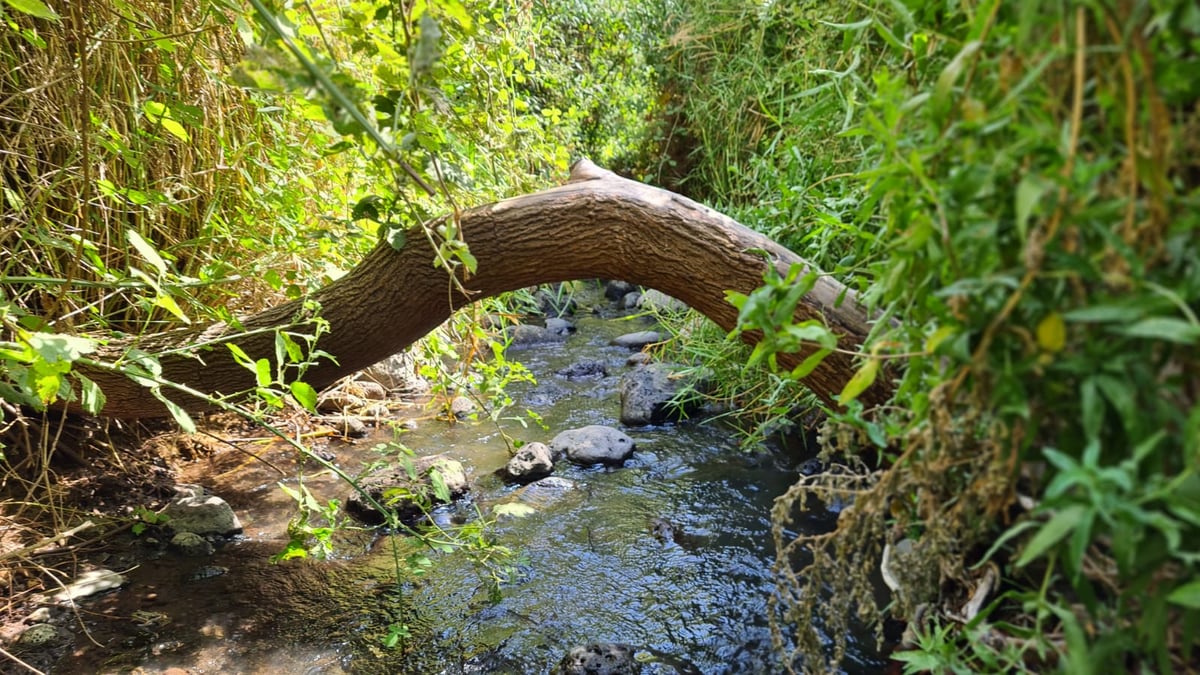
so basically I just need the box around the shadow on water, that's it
[56,290,888,674]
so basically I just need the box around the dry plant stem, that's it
[77,160,887,419]
[0,520,94,564]
[0,645,45,675]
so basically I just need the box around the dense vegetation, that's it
[2,0,1197,673]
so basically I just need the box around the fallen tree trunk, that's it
[79,160,887,419]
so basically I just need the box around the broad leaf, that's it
[1016,504,1089,568]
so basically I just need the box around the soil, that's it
[0,412,265,671]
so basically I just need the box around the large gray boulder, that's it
[504,442,555,483]
[550,426,635,466]
[506,323,568,346]
[637,289,688,314]
[603,280,635,301]
[346,456,468,525]
[619,363,706,427]
[359,350,430,396]
[163,485,242,536]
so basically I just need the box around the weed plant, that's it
[642,0,1200,672]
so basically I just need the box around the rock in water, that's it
[504,442,555,483]
[163,485,243,536]
[609,331,663,350]
[550,426,635,466]
[558,643,639,675]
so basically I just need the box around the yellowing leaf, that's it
[127,229,168,276]
[924,325,956,353]
[1036,312,1066,352]
[839,358,880,404]
[153,294,191,324]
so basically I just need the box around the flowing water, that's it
[55,294,888,674]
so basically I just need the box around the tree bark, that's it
[79,160,887,419]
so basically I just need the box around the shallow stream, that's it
[58,294,887,674]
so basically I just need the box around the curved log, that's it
[79,160,887,418]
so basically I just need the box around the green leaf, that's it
[3,0,60,21]
[77,374,107,415]
[153,294,191,324]
[1167,580,1200,609]
[1063,304,1144,322]
[1015,174,1050,242]
[1016,504,1089,568]
[226,343,253,368]
[838,358,880,404]
[27,332,96,363]
[254,358,272,387]
[142,101,189,141]
[790,348,831,379]
[126,229,168,276]
[277,331,303,364]
[289,381,317,412]
[456,248,478,274]
[385,226,407,251]
[931,40,981,123]
[152,387,196,433]
[1119,317,1200,344]
[429,469,451,503]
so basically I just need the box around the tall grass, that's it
[638,0,1200,671]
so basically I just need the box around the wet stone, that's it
[550,425,636,466]
[555,358,608,380]
[17,623,61,648]
[163,485,243,536]
[169,532,214,557]
[610,331,663,350]
[558,643,639,675]
[186,565,228,582]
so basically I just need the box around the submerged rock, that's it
[169,532,214,557]
[550,426,635,466]
[610,331,663,350]
[545,317,576,336]
[504,442,554,483]
[163,485,242,536]
[346,457,469,525]
[557,643,639,675]
[555,358,608,380]
[186,565,229,582]
[513,476,580,509]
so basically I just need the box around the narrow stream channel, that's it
[58,286,887,674]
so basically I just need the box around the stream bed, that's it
[53,290,888,674]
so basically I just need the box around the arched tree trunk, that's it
[79,161,887,419]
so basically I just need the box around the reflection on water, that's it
[59,307,886,674]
